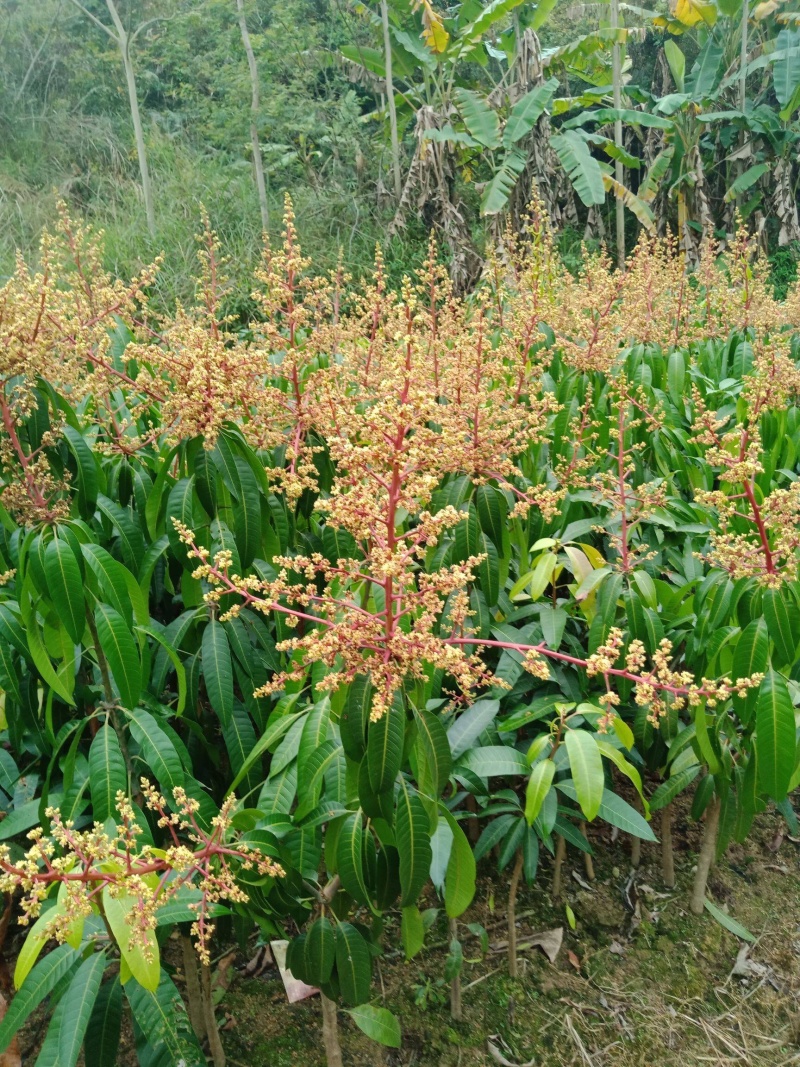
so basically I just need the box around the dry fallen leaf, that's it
[527,927,563,963]
[242,944,274,977]
[487,1036,536,1066]
[567,950,582,972]
[732,944,769,980]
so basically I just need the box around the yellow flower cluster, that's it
[0,781,283,966]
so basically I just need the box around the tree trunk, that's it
[661,804,676,889]
[380,0,402,200]
[180,934,207,1041]
[104,0,155,235]
[507,849,524,978]
[552,833,566,900]
[448,917,462,1021]
[236,0,270,232]
[739,0,748,113]
[200,962,226,1067]
[690,793,720,915]
[579,822,595,881]
[610,0,625,269]
[321,994,343,1067]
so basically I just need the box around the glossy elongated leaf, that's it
[594,738,647,812]
[89,724,127,823]
[414,707,452,797]
[94,603,141,710]
[126,707,184,793]
[448,699,500,759]
[63,425,98,513]
[0,944,78,1050]
[336,811,370,907]
[14,903,67,989]
[227,708,305,793]
[440,807,476,917]
[704,897,755,942]
[401,904,425,959]
[762,588,799,666]
[459,745,528,778]
[58,950,106,1067]
[127,972,205,1067]
[96,495,144,572]
[564,729,604,821]
[525,759,555,825]
[104,889,160,991]
[20,581,75,705]
[558,781,657,840]
[85,977,123,1067]
[340,675,372,761]
[335,923,372,1006]
[298,697,332,780]
[755,670,795,801]
[649,763,700,811]
[367,698,404,794]
[732,618,769,723]
[346,1005,401,1048]
[202,621,234,725]
[44,537,84,643]
[396,781,432,906]
[304,917,336,984]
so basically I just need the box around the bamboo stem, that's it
[661,804,676,889]
[507,849,524,978]
[690,793,721,915]
[321,994,344,1067]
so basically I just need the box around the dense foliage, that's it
[5,0,800,302]
[0,202,799,1063]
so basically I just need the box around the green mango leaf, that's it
[126,707,184,793]
[127,971,205,1066]
[58,950,107,1067]
[304,917,336,985]
[0,944,79,1053]
[525,759,555,825]
[44,536,84,644]
[367,698,404,794]
[565,729,604,822]
[201,620,234,726]
[440,807,476,918]
[396,781,432,906]
[89,724,128,823]
[94,603,141,710]
[346,1005,401,1048]
[401,904,425,960]
[335,923,372,1006]
[755,670,796,801]
[103,888,160,992]
[85,977,123,1067]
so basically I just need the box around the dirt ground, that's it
[14,801,800,1067]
